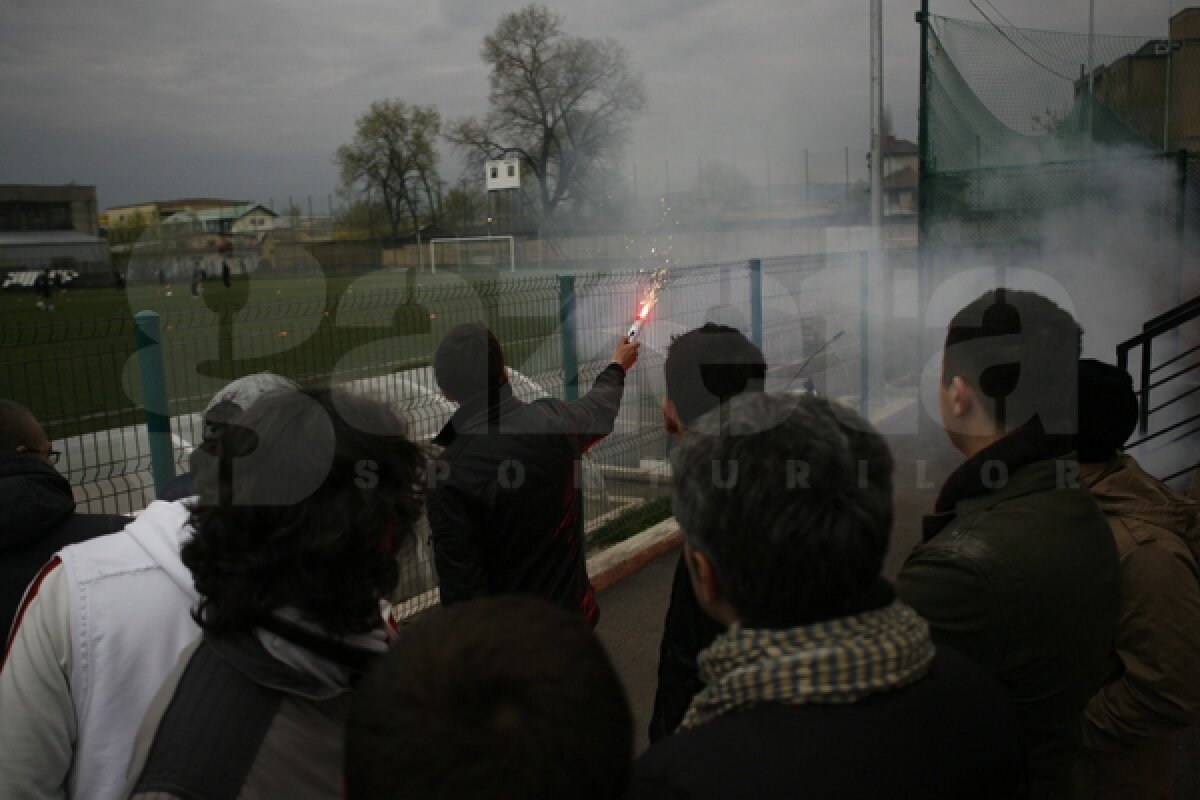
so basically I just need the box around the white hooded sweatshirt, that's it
[0,500,198,800]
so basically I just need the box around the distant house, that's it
[882,136,918,217]
[124,204,278,281]
[105,197,247,227]
[160,204,277,237]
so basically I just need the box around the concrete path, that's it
[595,549,677,756]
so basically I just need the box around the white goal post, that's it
[429,236,516,274]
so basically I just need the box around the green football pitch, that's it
[0,270,562,438]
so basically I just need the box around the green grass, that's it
[587,495,673,552]
[0,270,562,438]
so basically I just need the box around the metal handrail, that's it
[1149,341,1200,375]
[1116,294,1200,436]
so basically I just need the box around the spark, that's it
[627,265,670,341]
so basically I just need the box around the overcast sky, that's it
[0,0,1173,210]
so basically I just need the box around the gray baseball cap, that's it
[203,372,299,434]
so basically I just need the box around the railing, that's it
[1116,294,1200,484]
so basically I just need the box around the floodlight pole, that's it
[870,0,884,249]
[1086,0,1095,143]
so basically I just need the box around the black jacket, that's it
[648,553,726,742]
[427,365,625,623]
[0,452,128,644]
[896,422,1121,799]
[628,646,1027,800]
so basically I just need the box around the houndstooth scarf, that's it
[680,600,935,730]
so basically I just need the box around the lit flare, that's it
[626,267,669,341]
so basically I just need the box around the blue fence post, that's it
[748,258,763,350]
[134,310,175,496]
[860,251,870,418]
[558,274,579,402]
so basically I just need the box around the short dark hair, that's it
[664,323,766,427]
[942,289,1082,434]
[184,387,425,636]
[345,596,633,800]
[433,323,507,402]
[1076,358,1140,462]
[672,393,893,628]
[0,400,42,450]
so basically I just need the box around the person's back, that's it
[0,377,297,800]
[630,645,1022,799]
[1072,359,1200,799]
[0,401,128,644]
[898,456,1119,783]
[633,393,1025,800]
[125,388,425,800]
[646,323,766,741]
[0,499,195,800]
[433,403,591,606]
[895,289,1120,797]
[427,323,638,622]
[345,596,634,800]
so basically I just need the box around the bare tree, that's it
[337,100,441,240]
[447,4,646,219]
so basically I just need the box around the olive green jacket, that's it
[897,441,1121,800]
[1074,455,1200,800]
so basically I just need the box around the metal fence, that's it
[0,254,878,612]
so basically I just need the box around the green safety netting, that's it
[924,15,1166,246]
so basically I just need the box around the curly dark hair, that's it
[184,387,425,636]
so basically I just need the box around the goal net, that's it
[429,236,516,273]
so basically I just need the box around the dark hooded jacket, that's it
[648,554,726,742]
[427,365,625,624]
[0,452,128,645]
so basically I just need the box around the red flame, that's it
[638,303,650,319]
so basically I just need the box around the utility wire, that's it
[968,0,1076,82]
[981,0,1077,70]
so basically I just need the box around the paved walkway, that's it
[595,549,676,755]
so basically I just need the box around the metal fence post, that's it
[134,310,176,495]
[1139,339,1152,435]
[1176,149,1187,311]
[748,258,763,350]
[860,251,870,418]
[558,274,579,402]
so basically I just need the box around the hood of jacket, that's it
[1083,454,1200,555]
[0,451,75,550]
[121,499,199,600]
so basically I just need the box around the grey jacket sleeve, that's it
[0,565,76,800]
[546,363,626,452]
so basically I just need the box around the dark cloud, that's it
[0,0,1170,208]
